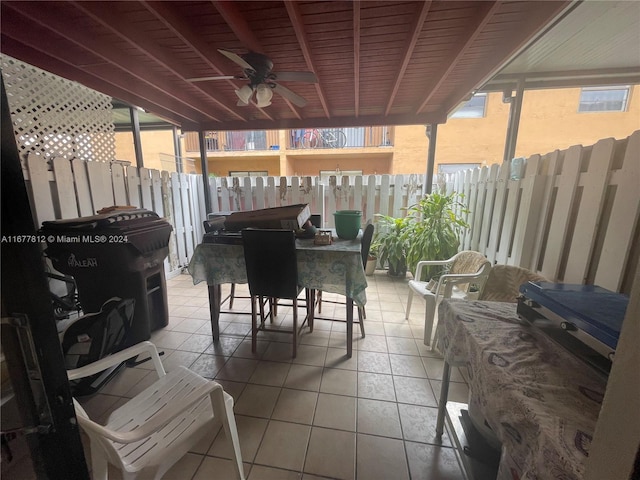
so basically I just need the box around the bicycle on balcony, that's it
[301,128,347,149]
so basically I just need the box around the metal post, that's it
[502,78,525,164]
[435,360,451,437]
[425,123,438,194]
[198,130,212,214]
[172,126,182,173]
[129,106,144,168]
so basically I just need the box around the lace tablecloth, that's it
[188,233,367,307]
[436,300,606,480]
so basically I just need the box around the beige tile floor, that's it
[78,270,471,480]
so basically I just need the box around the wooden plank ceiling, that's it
[1,1,571,131]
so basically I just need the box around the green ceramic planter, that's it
[333,210,362,239]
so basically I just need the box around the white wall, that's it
[585,271,640,480]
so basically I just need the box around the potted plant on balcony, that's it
[373,214,412,277]
[405,191,469,281]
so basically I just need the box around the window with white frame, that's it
[451,93,487,118]
[578,86,630,112]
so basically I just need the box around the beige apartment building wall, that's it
[433,92,511,169]
[391,125,430,174]
[207,155,281,177]
[115,86,639,176]
[415,86,640,174]
[114,130,176,172]
[516,87,639,155]
[287,153,392,177]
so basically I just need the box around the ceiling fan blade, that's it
[274,71,318,83]
[186,75,238,82]
[273,83,307,108]
[218,49,254,70]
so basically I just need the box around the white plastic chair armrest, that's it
[67,341,166,381]
[78,378,223,444]
[414,257,455,281]
[435,272,487,299]
[440,271,488,284]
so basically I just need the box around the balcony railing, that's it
[288,126,394,149]
[183,126,394,153]
[184,130,280,153]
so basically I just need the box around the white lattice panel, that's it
[1,55,115,161]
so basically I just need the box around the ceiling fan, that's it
[187,49,317,108]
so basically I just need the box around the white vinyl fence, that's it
[22,153,424,275]
[22,130,638,294]
[445,130,639,294]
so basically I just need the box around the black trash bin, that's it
[41,208,173,346]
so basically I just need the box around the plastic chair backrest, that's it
[360,223,375,268]
[441,251,491,297]
[241,229,301,300]
[450,250,490,275]
[479,265,548,303]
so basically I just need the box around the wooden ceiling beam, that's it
[353,1,360,116]
[284,0,330,118]
[384,1,432,116]
[70,0,248,123]
[212,0,297,120]
[143,1,225,72]
[4,2,220,123]
[1,4,211,124]
[416,1,502,114]
[0,34,198,126]
[144,1,275,122]
[211,0,263,54]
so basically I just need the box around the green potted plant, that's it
[405,191,469,281]
[373,214,412,277]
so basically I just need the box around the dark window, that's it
[228,171,268,177]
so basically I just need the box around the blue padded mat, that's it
[519,282,628,349]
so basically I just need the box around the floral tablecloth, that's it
[436,300,607,480]
[188,232,367,307]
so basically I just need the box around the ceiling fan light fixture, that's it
[235,85,253,104]
[255,83,273,107]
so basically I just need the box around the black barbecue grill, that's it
[41,208,173,345]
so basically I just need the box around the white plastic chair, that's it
[68,341,245,480]
[405,251,491,348]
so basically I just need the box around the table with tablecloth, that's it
[434,299,607,480]
[188,232,367,356]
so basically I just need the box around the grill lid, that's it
[41,209,160,231]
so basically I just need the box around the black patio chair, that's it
[241,228,312,358]
[209,215,322,312]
